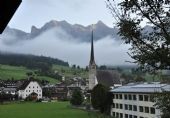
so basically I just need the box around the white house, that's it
[18,78,42,100]
[110,82,170,118]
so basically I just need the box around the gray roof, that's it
[96,70,121,87]
[110,82,170,93]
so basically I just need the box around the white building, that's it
[110,82,170,118]
[18,79,42,100]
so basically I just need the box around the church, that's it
[88,28,122,90]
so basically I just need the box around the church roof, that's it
[89,27,95,65]
[96,70,121,87]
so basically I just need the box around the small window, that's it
[116,103,119,108]
[29,86,31,88]
[144,95,149,101]
[29,90,30,92]
[120,113,123,118]
[39,94,41,96]
[113,112,115,117]
[140,117,144,118]
[128,94,132,100]
[129,105,132,110]
[139,95,143,101]
[133,105,137,111]
[116,112,119,118]
[39,90,41,92]
[33,86,34,88]
[119,94,122,99]
[129,115,132,118]
[125,114,128,118]
[133,95,136,100]
[150,107,155,114]
[134,115,137,118]
[125,104,128,110]
[112,103,115,108]
[120,104,123,109]
[139,106,144,112]
[145,107,149,113]
[124,94,127,100]
[113,94,115,99]
[116,94,119,99]
[37,86,38,88]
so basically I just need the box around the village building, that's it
[18,78,42,100]
[110,82,170,118]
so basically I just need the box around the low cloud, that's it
[0,27,132,67]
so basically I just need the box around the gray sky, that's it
[9,0,114,32]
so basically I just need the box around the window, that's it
[133,105,137,111]
[29,90,30,92]
[26,90,27,92]
[133,95,137,100]
[112,103,115,108]
[139,106,143,112]
[120,113,123,118]
[119,94,122,99]
[116,112,119,118]
[139,95,143,101]
[116,94,119,99]
[125,104,128,110]
[134,115,137,118]
[33,86,34,88]
[29,86,31,88]
[37,90,38,92]
[128,94,132,100]
[125,114,128,118]
[113,112,115,117]
[129,105,132,110]
[150,107,155,114]
[145,107,149,113]
[129,115,132,118]
[140,117,144,118]
[113,94,115,99]
[116,103,119,108]
[144,95,149,101]
[124,94,127,100]
[39,90,41,92]
[37,86,38,88]
[39,94,41,96]
[120,104,123,109]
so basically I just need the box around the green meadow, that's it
[0,102,99,118]
[0,64,59,83]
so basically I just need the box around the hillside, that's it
[0,64,59,83]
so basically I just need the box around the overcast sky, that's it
[3,0,133,67]
[9,0,114,32]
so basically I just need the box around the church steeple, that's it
[89,26,95,66]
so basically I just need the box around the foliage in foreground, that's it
[106,0,170,72]
[70,89,84,106]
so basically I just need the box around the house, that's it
[110,82,170,118]
[18,78,42,100]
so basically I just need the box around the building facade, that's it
[18,79,42,100]
[110,83,170,118]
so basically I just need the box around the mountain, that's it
[0,20,118,43]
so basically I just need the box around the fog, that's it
[0,27,132,67]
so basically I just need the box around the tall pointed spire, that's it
[90,25,95,65]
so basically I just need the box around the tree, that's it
[154,91,170,118]
[91,84,111,114]
[106,0,170,72]
[70,89,83,106]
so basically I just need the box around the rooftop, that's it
[110,82,170,93]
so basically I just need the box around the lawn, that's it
[0,64,59,84]
[0,102,97,118]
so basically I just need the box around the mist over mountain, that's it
[1,20,119,43]
[0,20,132,67]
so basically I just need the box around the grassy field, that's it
[0,102,98,118]
[0,64,59,83]
[53,65,88,79]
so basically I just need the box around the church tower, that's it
[88,27,98,90]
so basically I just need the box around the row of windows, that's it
[26,90,41,92]
[29,86,39,89]
[26,94,41,97]
[139,106,155,114]
[112,112,138,118]
[112,103,155,114]
[113,94,152,102]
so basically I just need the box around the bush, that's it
[70,89,83,106]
